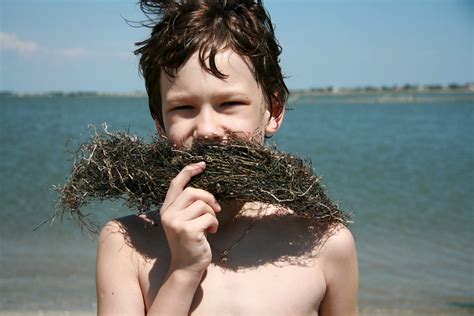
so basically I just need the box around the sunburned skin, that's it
[96,49,359,315]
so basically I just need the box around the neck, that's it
[216,200,264,227]
[207,201,265,252]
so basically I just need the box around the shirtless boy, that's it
[96,1,358,315]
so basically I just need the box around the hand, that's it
[160,162,221,275]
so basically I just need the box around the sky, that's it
[0,0,472,93]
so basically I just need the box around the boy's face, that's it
[158,49,283,148]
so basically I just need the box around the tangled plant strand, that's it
[56,128,349,234]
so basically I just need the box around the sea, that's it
[1,92,473,315]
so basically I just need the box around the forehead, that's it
[160,49,264,103]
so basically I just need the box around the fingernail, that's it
[196,161,206,168]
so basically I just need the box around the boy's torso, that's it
[119,212,328,315]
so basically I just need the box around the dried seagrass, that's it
[56,129,349,233]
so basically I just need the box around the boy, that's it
[96,1,358,315]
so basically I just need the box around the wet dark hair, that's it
[134,0,289,127]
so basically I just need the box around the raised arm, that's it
[319,225,359,316]
[148,162,221,315]
[97,162,221,315]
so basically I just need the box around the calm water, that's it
[1,94,473,314]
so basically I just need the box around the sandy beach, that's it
[0,312,94,316]
[2,308,474,316]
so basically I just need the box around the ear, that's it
[264,104,285,137]
[155,120,165,134]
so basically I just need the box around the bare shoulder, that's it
[97,214,153,276]
[98,216,131,247]
[96,213,168,314]
[318,223,359,315]
[318,223,358,289]
[320,223,357,263]
[98,213,167,261]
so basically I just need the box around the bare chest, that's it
[140,261,326,315]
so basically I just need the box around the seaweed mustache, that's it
[55,128,349,233]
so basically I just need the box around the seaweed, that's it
[55,127,349,234]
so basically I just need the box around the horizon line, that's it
[1,81,473,96]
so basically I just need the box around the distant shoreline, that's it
[288,87,474,105]
[291,85,474,97]
[1,83,473,100]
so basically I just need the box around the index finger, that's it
[161,161,206,212]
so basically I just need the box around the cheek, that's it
[164,120,188,141]
[226,114,261,130]
[224,112,268,139]
[249,106,270,130]
[168,131,189,148]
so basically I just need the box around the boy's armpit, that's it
[96,220,146,315]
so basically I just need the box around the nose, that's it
[193,106,224,141]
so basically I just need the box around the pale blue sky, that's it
[1,0,472,92]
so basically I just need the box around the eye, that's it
[171,105,194,111]
[221,101,242,107]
